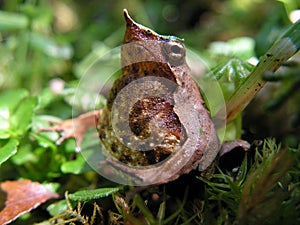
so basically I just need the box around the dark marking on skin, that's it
[132,64,138,73]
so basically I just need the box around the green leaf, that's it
[209,58,254,100]
[0,89,29,113]
[30,132,57,151]
[0,10,29,31]
[0,89,29,139]
[61,154,92,174]
[68,187,121,201]
[0,115,10,139]
[47,200,68,216]
[11,144,37,165]
[35,88,57,110]
[0,139,19,165]
[10,96,37,137]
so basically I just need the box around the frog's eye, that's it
[163,41,185,65]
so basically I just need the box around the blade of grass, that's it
[134,194,157,225]
[162,187,188,225]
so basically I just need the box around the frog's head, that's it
[122,9,186,66]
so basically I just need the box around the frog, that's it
[39,9,249,185]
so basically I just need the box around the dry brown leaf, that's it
[0,179,59,225]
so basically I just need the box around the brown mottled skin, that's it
[96,9,220,184]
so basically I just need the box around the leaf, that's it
[0,116,10,139]
[0,89,28,113]
[61,154,92,174]
[11,144,37,166]
[0,139,19,165]
[0,89,30,139]
[68,187,121,201]
[10,96,37,137]
[209,58,254,100]
[0,10,28,31]
[47,200,68,217]
[0,180,59,225]
[30,132,57,151]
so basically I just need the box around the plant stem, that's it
[219,20,300,123]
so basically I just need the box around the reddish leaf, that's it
[0,180,59,225]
